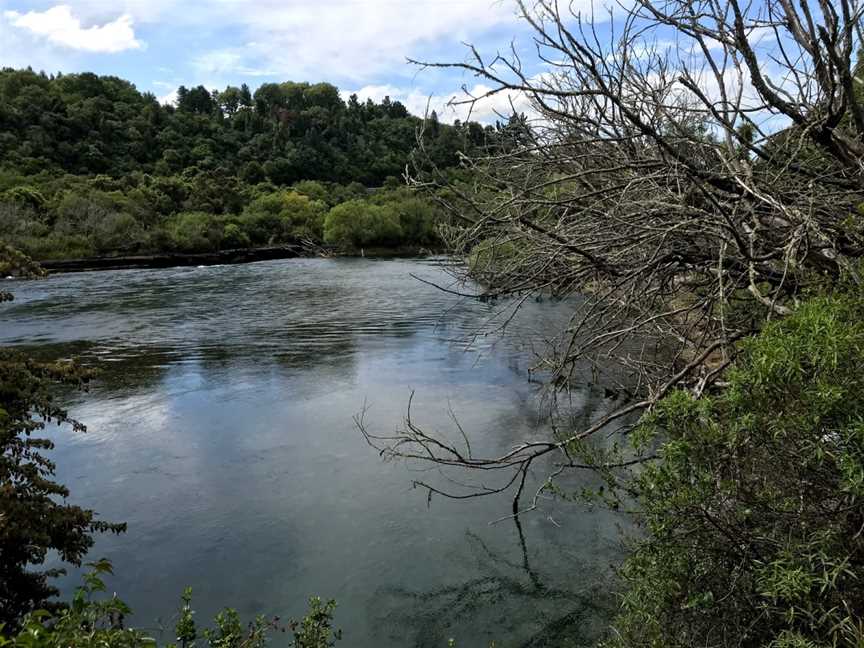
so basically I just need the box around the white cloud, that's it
[1,0,603,124]
[193,48,276,78]
[186,0,520,82]
[4,5,142,53]
[157,88,178,106]
[345,82,534,124]
[340,84,404,105]
[32,0,522,81]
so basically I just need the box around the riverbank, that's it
[35,245,311,273]
[33,245,442,273]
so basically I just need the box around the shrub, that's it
[169,212,223,253]
[0,562,341,648]
[241,191,326,243]
[291,180,329,204]
[0,202,47,240]
[0,350,125,629]
[598,292,864,648]
[1,186,46,215]
[379,195,438,245]
[240,161,266,184]
[221,223,250,249]
[322,199,402,248]
[86,212,142,254]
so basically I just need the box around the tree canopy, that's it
[0,69,489,186]
[0,68,499,259]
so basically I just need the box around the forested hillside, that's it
[0,68,490,259]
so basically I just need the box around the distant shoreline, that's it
[35,245,440,274]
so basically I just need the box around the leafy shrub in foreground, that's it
[598,293,864,647]
[0,349,125,630]
[0,562,341,648]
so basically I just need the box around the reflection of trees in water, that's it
[23,331,361,396]
[372,517,616,648]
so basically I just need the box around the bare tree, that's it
[363,0,864,513]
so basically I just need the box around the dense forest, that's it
[0,68,491,259]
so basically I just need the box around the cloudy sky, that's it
[0,0,547,120]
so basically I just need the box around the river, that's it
[0,257,624,647]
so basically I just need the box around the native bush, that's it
[322,199,403,248]
[0,562,341,648]
[599,292,864,648]
[168,212,224,253]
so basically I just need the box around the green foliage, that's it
[323,199,403,248]
[2,561,153,648]
[0,240,45,283]
[0,67,497,259]
[221,224,250,249]
[0,346,126,629]
[174,588,197,647]
[168,212,225,253]
[286,598,341,648]
[0,68,483,259]
[600,292,864,648]
[0,245,125,629]
[0,176,445,258]
[370,189,440,245]
[0,68,486,186]
[0,564,340,648]
[241,191,327,243]
[1,187,46,214]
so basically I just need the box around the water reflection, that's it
[373,516,618,647]
[1,258,623,647]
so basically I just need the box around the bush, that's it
[0,562,341,648]
[52,189,154,231]
[169,212,223,253]
[377,194,438,245]
[599,292,864,648]
[1,186,46,215]
[0,202,46,240]
[0,350,125,629]
[291,180,329,204]
[241,191,326,243]
[0,174,443,258]
[86,212,142,254]
[221,223,250,249]
[322,199,402,248]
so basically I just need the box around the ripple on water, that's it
[2,257,623,648]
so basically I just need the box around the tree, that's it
[383,0,864,512]
[218,86,243,116]
[597,292,864,647]
[0,245,125,629]
[239,83,253,108]
[0,67,481,257]
[323,199,403,248]
[178,85,215,115]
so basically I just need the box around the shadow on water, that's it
[372,516,619,648]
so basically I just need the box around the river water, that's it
[0,257,624,647]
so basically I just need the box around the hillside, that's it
[0,68,492,260]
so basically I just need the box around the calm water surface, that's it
[1,257,623,647]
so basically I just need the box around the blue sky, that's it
[0,0,551,120]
